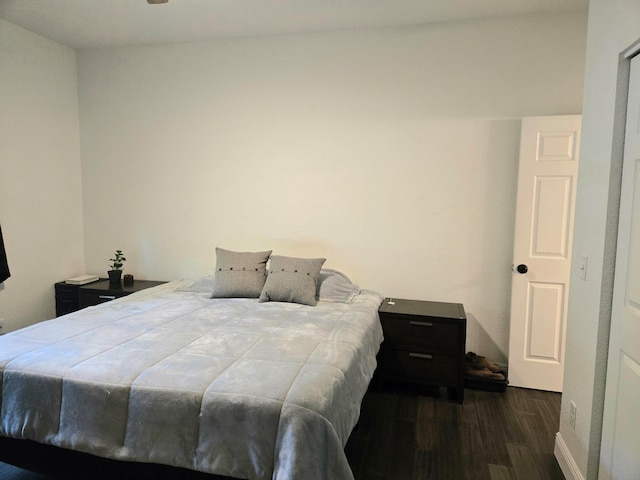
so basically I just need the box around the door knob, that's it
[516,264,528,274]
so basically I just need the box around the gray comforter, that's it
[0,281,383,480]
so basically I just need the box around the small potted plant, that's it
[108,249,126,283]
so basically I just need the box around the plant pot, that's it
[108,270,122,284]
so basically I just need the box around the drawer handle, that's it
[409,353,433,360]
[98,295,116,300]
[410,321,433,327]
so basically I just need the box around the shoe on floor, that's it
[465,351,502,373]
[465,365,505,382]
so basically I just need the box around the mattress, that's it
[0,280,384,480]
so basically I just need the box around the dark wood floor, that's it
[346,384,564,480]
[0,385,564,480]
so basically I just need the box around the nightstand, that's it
[79,279,167,308]
[55,279,105,316]
[378,298,467,403]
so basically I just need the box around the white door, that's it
[598,54,640,480]
[508,115,582,392]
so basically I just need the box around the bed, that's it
[0,258,383,480]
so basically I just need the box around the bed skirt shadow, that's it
[0,436,239,480]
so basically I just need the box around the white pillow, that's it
[177,274,216,293]
[316,269,360,303]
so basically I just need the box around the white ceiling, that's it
[0,0,589,49]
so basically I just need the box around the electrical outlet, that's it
[569,401,577,429]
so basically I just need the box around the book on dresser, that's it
[65,274,100,285]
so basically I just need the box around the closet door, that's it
[598,53,640,480]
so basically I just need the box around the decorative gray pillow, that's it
[259,255,326,306]
[211,248,272,298]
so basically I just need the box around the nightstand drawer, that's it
[56,284,78,296]
[381,316,459,354]
[56,297,79,316]
[79,291,127,307]
[380,350,458,386]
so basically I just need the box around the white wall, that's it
[0,20,85,332]
[557,1,640,479]
[77,12,587,362]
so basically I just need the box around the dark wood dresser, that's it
[378,298,467,403]
[55,279,166,316]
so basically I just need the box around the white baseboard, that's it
[554,432,585,480]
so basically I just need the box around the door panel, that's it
[532,176,573,257]
[508,115,581,391]
[537,130,578,161]
[527,282,564,361]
